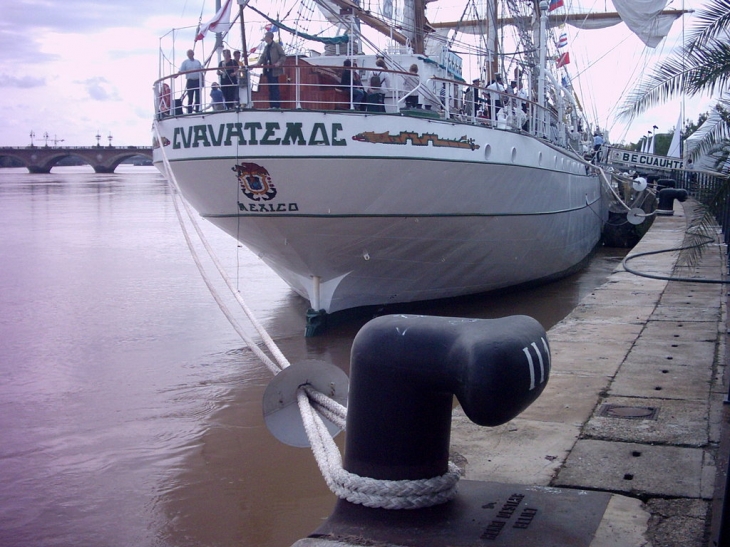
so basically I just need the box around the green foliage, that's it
[684,112,709,138]
[620,0,730,158]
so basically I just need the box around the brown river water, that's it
[0,166,628,546]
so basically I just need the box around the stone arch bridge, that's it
[0,146,153,173]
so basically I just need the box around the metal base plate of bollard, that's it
[296,480,611,547]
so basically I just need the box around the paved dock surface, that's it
[450,199,727,546]
[294,199,728,547]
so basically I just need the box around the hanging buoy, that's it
[632,177,647,192]
[626,208,647,225]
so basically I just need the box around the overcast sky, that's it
[1,0,713,148]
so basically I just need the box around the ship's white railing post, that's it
[545,71,565,146]
[537,0,548,139]
[295,63,302,109]
[442,84,448,118]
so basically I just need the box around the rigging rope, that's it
[153,127,287,375]
[247,3,350,45]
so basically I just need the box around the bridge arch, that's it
[0,146,153,173]
[0,151,29,169]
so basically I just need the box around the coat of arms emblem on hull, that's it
[232,162,278,201]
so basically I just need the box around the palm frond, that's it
[618,2,730,122]
[682,40,730,95]
[686,0,730,54]
[676,182,727,270]
[618,56,688,119]
[685,96,730,157]
[706,142,730,172]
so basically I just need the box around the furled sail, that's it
[433,1,683,49]
[316,0,347,25]
[598,0,681,48]
[315,0,410,45]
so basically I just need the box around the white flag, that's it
[667,110,682,158]
[195,0,234,41]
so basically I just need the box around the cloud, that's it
[0,1,179,67]
[78,77,120,101]
[0,31,58,65]
[0,75,46,88]
[1,1,176,34]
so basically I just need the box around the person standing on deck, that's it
[257,32,286,108]
[403,64,420,109]
[340,59,366,109]
[486,74,506,121]
[516,81,530,130]
[217,49,238,109]
[464,79,479,118]
[176,49,204,113]
[592,131,605,163]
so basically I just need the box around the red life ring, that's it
[159,83,171,113]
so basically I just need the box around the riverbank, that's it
[295,197,727,546]
[449,197,726,546]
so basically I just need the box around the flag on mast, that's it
[642,132,652,153]
[650,125,658,154]
[667,111,682,158]
[556,52,570,68]
[549,0,564,11]
[558,32,568,48]
[195,0,234,41]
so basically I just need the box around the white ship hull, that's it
[154,110,605,314]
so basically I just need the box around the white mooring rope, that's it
[152,121,462,509]
[297,388,461,509]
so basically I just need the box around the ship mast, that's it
[323,0,410,46]
[430,9,690,35]
[412,0,427,54]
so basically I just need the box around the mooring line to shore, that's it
[152,121,461,509]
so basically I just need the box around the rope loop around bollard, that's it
[330,462,462,510]
[297,387,462,510]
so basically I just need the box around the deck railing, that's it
[154,61,583,150]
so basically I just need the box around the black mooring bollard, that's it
[344,314,550,482]
[293,315,619,547]
[657,187,688,215]
[656,178,676,192]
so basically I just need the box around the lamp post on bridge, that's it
[29,131,35,148]
[107,132,114,148]
[42,132,49,147]
[96,131,101,148]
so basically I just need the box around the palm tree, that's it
[619,0,730,163]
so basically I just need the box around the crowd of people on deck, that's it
[168,38,585,139]
[171,31,285,113]
[333,56,527,121]
[333,58,541,133]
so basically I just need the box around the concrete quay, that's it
[294,198,728,547]
[450,199,727,546]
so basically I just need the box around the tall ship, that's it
[152,0,683,330]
